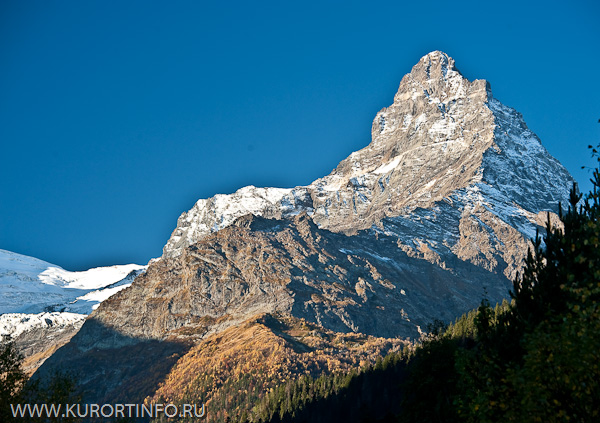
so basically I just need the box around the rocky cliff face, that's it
[37,51,574,403]
[86,213,510,343]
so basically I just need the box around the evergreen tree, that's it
[456,142,600,422]
[0,339,28,421]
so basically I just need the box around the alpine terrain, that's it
[34,51,574,419]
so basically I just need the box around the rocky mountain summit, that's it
[163,51,571,281]
[37,51,574,404]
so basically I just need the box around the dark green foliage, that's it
[444,299,511,340]
[455,142,600,422]
[398,333,460,423]
[0,339,28,421]
[393,301,510,423]
[251,351,407,423]
[0,339,82,422]
[24,371,83,423]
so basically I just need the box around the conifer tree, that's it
[456,141,600,422]
[0,339,27,422]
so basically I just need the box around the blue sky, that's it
[1,0,599,270]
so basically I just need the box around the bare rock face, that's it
[38,212,512,402]
[85,213,510,344]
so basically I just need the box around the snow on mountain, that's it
[0,249,146,372]
[163,186,313,257]
[0,311,88,375]
[0,249,146,315]
[0,311,86,339]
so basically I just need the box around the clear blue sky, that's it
[1,0,599,270]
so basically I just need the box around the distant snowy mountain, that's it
[0,249,146,373]
[0,311,86,339]
[0,249,145,315]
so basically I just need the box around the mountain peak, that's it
[162,51,572,282]
[390,51,492,111]
[416,50,456,77]
[410,51,459,85]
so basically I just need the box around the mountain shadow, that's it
[31,317,191,404]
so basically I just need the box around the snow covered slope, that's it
[0,312,85,339]
[0,249,145,315]
[0,311,87,374]
[0,249,146,372]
